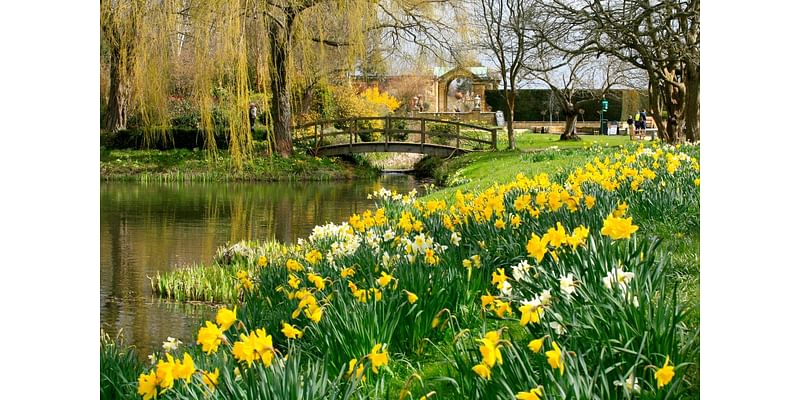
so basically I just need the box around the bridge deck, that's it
[314,142,469,157]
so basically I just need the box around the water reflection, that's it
[100,174,420,355]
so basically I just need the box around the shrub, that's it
[427,122,456,145]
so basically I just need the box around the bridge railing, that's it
[292,116,498,154]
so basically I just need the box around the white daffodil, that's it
[500,281,513,296]
[549,321,566,335]
[538,289,552,306]
[450,231,462,247]
[511,260,531,282]
[162,336,182,351]
[602,267,635,292]
[614,374,641,394]
[383,229,395,242]
[559,273,577,297]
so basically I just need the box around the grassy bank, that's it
[101,145,380,182]
[109,139,699,400]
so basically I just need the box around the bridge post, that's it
[456,124,461,150]
[384,116,389,151]
[420,119,426,153]
[491,128,497,150]
[349,121,354,153]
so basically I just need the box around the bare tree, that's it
[525,51,632,140]
[263,0,465,157]
[470,0,535,150]
[535,0,699,143]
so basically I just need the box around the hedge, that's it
[485,89,647,122]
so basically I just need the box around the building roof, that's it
[433,66,491,79]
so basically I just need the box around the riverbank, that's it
[101,146,381,182]
[102,137,700,399]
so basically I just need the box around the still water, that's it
[100,174,420,355]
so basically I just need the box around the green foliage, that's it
[100,148,378,182]
[426,123,457,145]
[105,141,699,400]
[413,156,444,180]
[100,332,145,400]
[485,89,644,122]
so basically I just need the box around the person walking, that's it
[627,115,635,140]
[249,103,258,134]
[637,109,647,139]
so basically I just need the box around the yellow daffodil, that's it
[472,363,492,380]
[481,294,495,309]
[528,337,546,353]
[348,358,365,379]
[156,353,177,389]
[545,341,565,375]
[305,303,323,323]
[232,329,274,367]
[495,218,506,229]
[601,214,639,240]
[197,321,224,354]
[406,291,418,304]
[515,386,544,400]
[137,370,158,400]
[281,322,303,339]
[511,214,522,228]
[288,274,301,289]
[519,302,544,325]
[201,368,219,389]
[377,271,394,287]
[340,267,355,278]
[304,250,322,265]
[307,273,326,291]
[368,344,389,373]
[173,353,195,382]
[478,336,503,367]
[612,202,629,217]
[654,355,675,388]
[286,259,304,272]
[491,268,508,290]
[544,222,567,247]
[527,233,547,263]
[257,255,267,267]
[216,307,237,332]
[493,300,512,318]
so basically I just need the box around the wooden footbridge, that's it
[293,116,498,157]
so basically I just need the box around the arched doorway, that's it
[446,77,475,112]
[434,67,497,113]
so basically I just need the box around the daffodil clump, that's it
[111,142,698,399]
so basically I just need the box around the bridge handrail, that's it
[292,116,498,151]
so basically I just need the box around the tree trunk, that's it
[104,49,131,133]
[269,18,294,158]
[684,63,700,142]
[506,109,516,150]
[648,80,671,142]
[560,112,579,141]
[505,93,516,150]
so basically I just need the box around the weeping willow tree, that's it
[101,0,176,145]
[102,0,463,167]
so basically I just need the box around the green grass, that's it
[100,144,380,182]
[111,141,699,399]
[425,148,595,201]
[507,132,631,150]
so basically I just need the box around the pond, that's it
[100,174,422,356]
